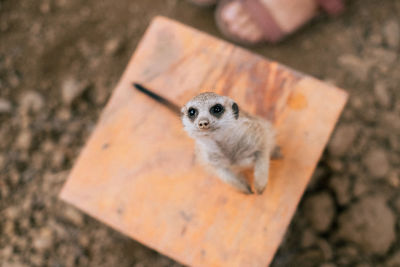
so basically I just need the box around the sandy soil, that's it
[1,0,400,266]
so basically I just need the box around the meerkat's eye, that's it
[210,104,224,117]
[187,107,198,120]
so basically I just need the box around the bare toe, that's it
[216,0,264,45]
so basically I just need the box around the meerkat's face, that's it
[181,92,239,138]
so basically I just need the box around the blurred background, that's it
[1,0,399,266]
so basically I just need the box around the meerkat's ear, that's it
[232,102,239,119]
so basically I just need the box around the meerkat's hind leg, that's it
[214,167,253,194]
[254,152,271,194]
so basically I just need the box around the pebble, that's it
[2,261,29,267]
[303,192,335,233]
[381,112,400,132]
[366,47,398,65]
[292,249,324,266]
[63,206,84,226]
[336,195,395,255]
[33,228,53,252]
[374,81,391,108]
[353,177,369,198]
[1,245,13,258]
[61,78,87,105]
[316,239,333,260]
[104,38,122,55]
[19,91,44,113]
[336,245,359,265]
[337,54,371,80]
[386,251,400,267]
[0,98,12,113]
[387,171,399,188]
[0,154,4,169]
[329,176,351,205]
[301,228,317,248]
[15,130,32,150]
[328,124,358,157]
[362,147,389,179]
[383,20,400,49]
[51,149,65,169]
[4,206,19,220]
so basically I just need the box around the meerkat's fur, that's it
[181,92,275,194]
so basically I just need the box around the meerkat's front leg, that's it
[214,167,253,194]
[254,152,271,194]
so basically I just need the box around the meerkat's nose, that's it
[198,118,210,129]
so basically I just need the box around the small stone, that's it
[291,249,324,266]
[327,159,344,172]
[32,152,45,169]
[338,54,372,80]
[365,47,398,65]
[350,96,363,110]
[19,218,30,230]
[374,81,391,107]
[2,261,28,267]
[316,239,333,260]
[61,78,87,105]
[33,228,53,251]
[40,1,50,14]
[4,220,14,235]
[63,206,84,226]
[0,98,12,113]
[41,140,55,153]
[15,130,32,150]
[19,91,44,113]
[383,20,400,48]
[336,245,359,265]
[51,149,65,169]
[104,38,122,55]
[8,71,21,88]
[56,108,71,120]
[79,235,90,247]
[382,112,400,132]
[329,176,351,205]
[387,171,399,187]
[0,154,5,170]
[336,195,395,255]
[394,195,400,214]
[303,192,335,233]
[301,228,317,248]
[367,32,382,45]
[362,148,389,179]
[4,206,19,220]
[328,124,358,157]
[386,251,400,267]
[1,245,13,258]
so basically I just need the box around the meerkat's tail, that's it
[132,83,181,115]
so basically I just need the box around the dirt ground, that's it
[1,0,400,266]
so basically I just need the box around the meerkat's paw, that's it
[254,153,271,194]
[254,181,267,194]
[214,167,253,194]
[237,181,253,194]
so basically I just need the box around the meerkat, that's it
[133,83,277,194]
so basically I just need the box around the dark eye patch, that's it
[187,107,198,121]
[232,102,239,119]
[210,104,225,118]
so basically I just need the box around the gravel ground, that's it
[1,0,400,266]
